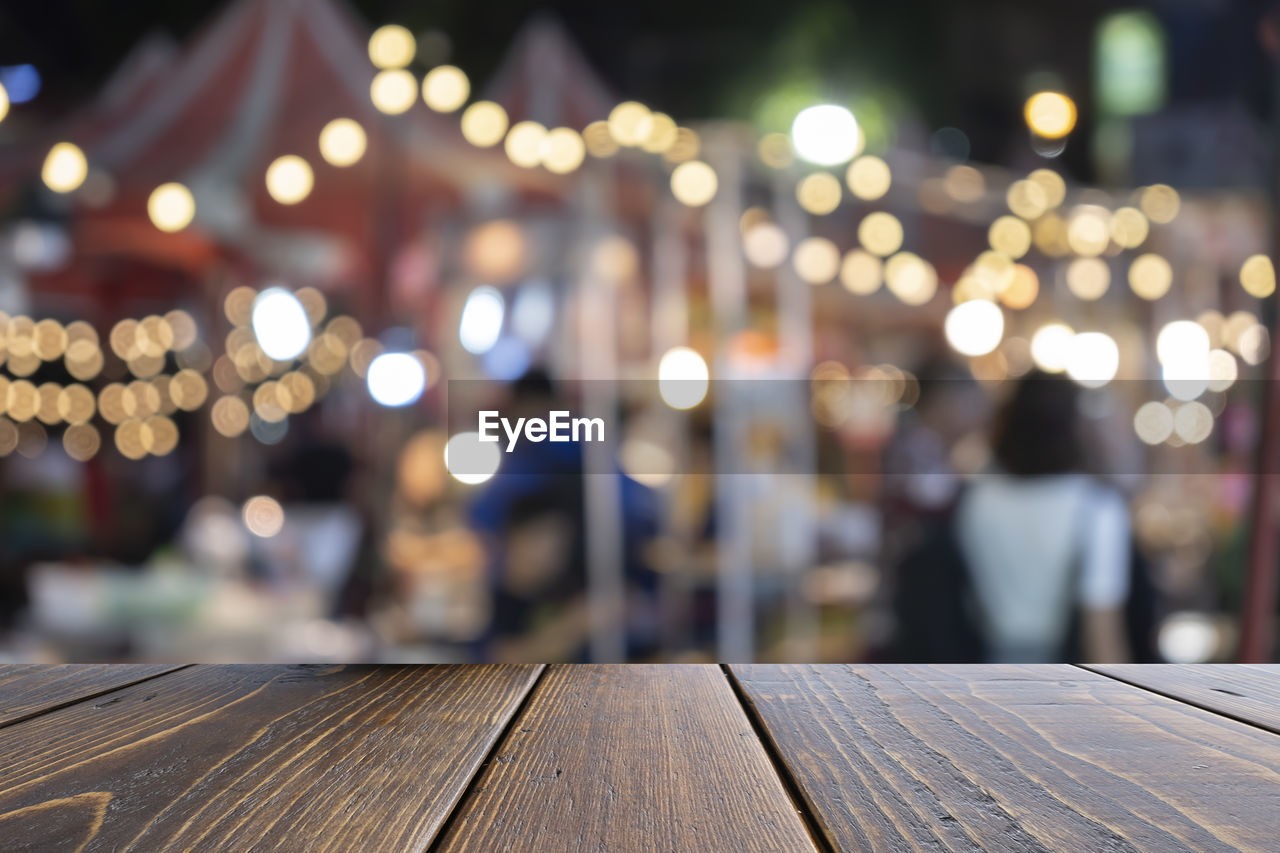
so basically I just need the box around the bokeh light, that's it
[840,249,882,295]
[796,172,842,215]
[461,101,509,147]
[265,155,314,205]
[370,69,417,115]
[318,118,367,167]
[670,160,718,207]
[242,495,285,537]
[445,431,502,485]
[147,182,196,232]
[743,223,790,269]
[858,212,904,257]
[1128,253,1172,300]
[505,120,547,168]
[252,288,312,361]
[792,237,841,285]
[944,299,1004,357]
[1030,322,1074,373]
[42,142,88,193]
[367,352,427,407]
[846,155,891,201]
[368,24,415,69]
[1240,254,1276,299]
[791,105,859,166]
[1064,331,1119,388]
[421,65,469,112]
[658,346,709,409]
[1023,91,1077,139]
[459,286,505,355]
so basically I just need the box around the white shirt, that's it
[955,474,1130,661]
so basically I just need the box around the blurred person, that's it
[894,371,1131,663]
[467,368,659,661]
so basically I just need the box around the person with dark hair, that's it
[953,370,1131,662]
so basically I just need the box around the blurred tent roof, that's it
[485,15,616,130]
[13,0,566,304]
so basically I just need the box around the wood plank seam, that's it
[0,664,192,733]
[721,664,838,853]
[424,664,551,853]
[1077,664,1280,737]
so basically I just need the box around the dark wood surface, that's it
[1,663,1278,852]
[0,664,184,729]
[730,664,1280,853]
[0,664,541,852]
[1086,663,1280,735]
[435,664,819,852]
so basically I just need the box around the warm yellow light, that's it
[1000,264,1039,309]
[944,165,984,203]
[1173,401,1213,444]
[1032,212,1069,256]
[318,118,367,166]
[858,211,904,257]
[1110,206,1149,248]
[757,132,793,169]
[670,160,718,207]
[42,142,88,193]
[846,155,891,201]
[265,155,314,205]
[1139,183,1180,224]
[1128,253,1172,300]
[368,24,415,69]
[504,121,547,168]
[796,172,842,215]
[742,223,789,269]
[541,127,586,174]
[664,128,701,164]
[1027,168,1066,208]
[1031,322,1074,372]
[884,252,937,305]
[1024,91,1077,139]
[370,69,417,115]
[988,215,1031,259]
[641,112,678,153]
[583,120,617,158]
[147,183,196,232]
[421,65,469,112]
[792,237,840,284]
[460,101,509,148]
[608,101,652,147]
[1006,179,1048,220]
[1066,206,1111,257]
[0,82,8,124]
[1240,254,1275,299]
[1066,257,1110,301]
[840,249,882,295]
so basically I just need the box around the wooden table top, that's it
[0,664,1277,852]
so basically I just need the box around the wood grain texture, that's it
[0,664,541,853]
[0,664,184,728]
[434,664,820,852]
[731,664,1280,852]
[1086,664,1280,736]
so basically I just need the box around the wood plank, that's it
[0,664,184,728]
[731,664,1280,853]
[0,664,541,852]
[434,664,820,852]
[1086,664,1280,736]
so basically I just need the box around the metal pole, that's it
[1239,36,1280,663]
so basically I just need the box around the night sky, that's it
[0,0,1273,180]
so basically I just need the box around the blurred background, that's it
[0,0,1276,664]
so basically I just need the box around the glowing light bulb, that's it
[251,287,312,361]
[790,104,859,166]
[366,352,426,407]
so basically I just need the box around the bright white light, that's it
[790,105,859,166]
[1030,322,1074,373]
[944,299,1004,357]
[251,287,312,361]
[459,285,505,355]
[658,346,709,410]
[1156,320,1209,367]
[1064,331,1119,388]
[1158,612,1217,663]
[445,430,501,485]
[366,352,426,407]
